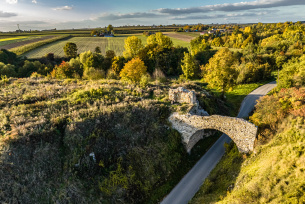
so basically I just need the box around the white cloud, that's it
[156,0,305,15]
[94,12,162,21]
[32,0,37,4]
[6,0,18,4]
[53,6,73,11]
[0,10,17,17]
[170,11,273,20]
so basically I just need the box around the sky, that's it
[0,0,304,31]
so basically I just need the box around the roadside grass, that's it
[205,82,267,116]
[189,142,243,204]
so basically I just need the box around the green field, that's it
[24,36,145,58]
[24,34,190,58]
[169,37,191,48]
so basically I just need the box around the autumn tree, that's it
[183,25,190,31]
[123,36,143,58]
[63,42,78,58]
[181,52,199,79]
[202,48,238,98]
[120,58,147,83]
[51,61,74,79]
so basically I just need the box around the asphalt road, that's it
[160,81,277,204]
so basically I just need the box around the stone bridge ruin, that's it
[168,87,258,153]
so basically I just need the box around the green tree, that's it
[95,46,101,53]
[202,48,238,98]
[69,57,84,78]
[181,52,199,79]
[91,30,98,36]
[120,58,147,83]
[63,42,78,58]
[104,50,116,71]
[123,36,143,58]
[107,24,114,32]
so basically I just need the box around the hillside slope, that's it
[0,78,228,203]
[191,87,305,203]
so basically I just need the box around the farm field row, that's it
[0,35,55,50]
[24,34,190,59]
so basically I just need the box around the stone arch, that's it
[169,113,258,153]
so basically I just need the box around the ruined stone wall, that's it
[169,87,197,104]
[169,113,257,153]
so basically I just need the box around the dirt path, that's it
[163,32,196,42]
[0,35,56,50]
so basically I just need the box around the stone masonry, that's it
[169,113,257,153]
[168,87,258,154]
[169,87,197,104]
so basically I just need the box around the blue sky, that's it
[0,0,304,31]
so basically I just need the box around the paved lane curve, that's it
[161,81,277,204]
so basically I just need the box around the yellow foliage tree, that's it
[147,32,173,49]
[120,58,147,83]
[123,36,143,58]
[202,48,238,98]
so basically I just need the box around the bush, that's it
[50,61,75,79]
[83,67,105,80]
[18,60,39,77]
[0,62,16,77]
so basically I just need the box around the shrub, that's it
[120,58,147,83]
[140,74,151,87]
[83,67,105,80]
[0,62,16,78]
